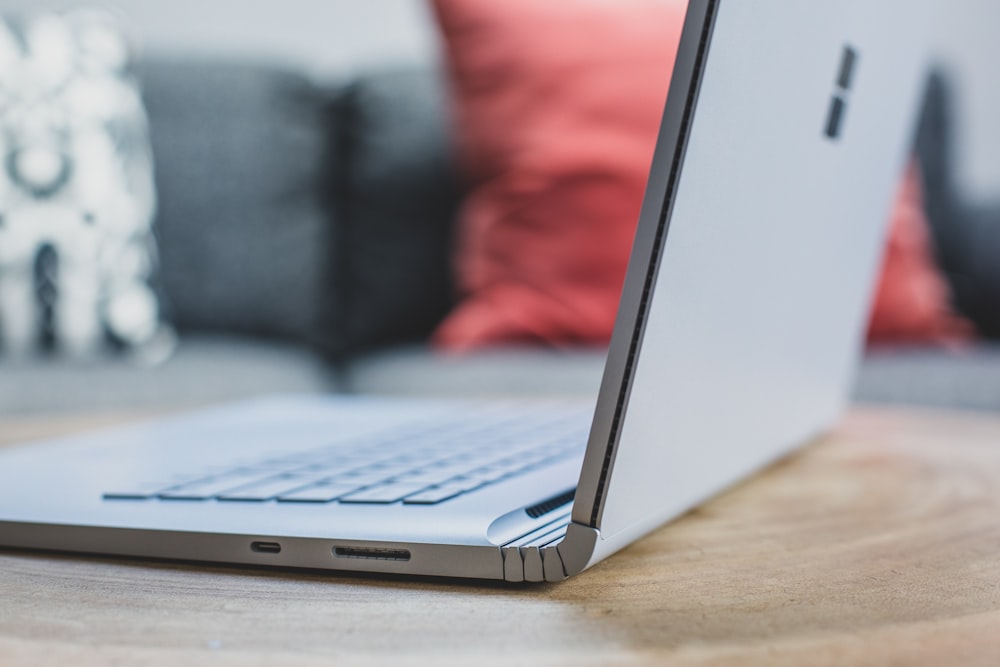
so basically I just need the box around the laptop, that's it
[0,0,933,582]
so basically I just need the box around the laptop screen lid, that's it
[568,0,934,561]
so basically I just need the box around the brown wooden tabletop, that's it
[2,406,1000,667]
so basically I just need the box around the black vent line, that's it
[526,489,576,519]
[825,45,859,140]
[589,0,719,528]
[836,45,858,91]
[825,96,847,139]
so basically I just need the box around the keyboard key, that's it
[328,470,396,485]
[298,462,353,476]
[339,482,431,504]
[159,470,278,500]
[392,465,467,485]
[464,467,510,484]
[103,481,176,500]
[277,483,362,503]
[403,484,466,505]
[217,474,330,501]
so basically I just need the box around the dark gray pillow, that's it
[915,70,1000,340]
[331,68,461,357]
[947,205,1000,338]
[138,58,338,346]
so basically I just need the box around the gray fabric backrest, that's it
[139,58,340,347]
[328,68,461,357]
[916,70,1000,339]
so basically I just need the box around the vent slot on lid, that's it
[526,489,576,519]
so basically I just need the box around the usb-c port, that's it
[251,541,281,554]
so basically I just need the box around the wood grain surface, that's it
[2,407,1000,667]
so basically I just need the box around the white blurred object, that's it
[67,9,131,74]
[0,22,20,81]
[24,14,76,94]
[105,282,158,344]
[11,146,66,193]
[0,10,169,361]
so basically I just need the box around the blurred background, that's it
[0,0,997,416]
[0,0,993,202]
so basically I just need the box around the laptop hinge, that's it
[556,522,600,578]
[500,520,599,582]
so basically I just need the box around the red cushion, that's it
[868,163,973,344]
[431,0,971,350]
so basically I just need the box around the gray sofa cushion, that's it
[0,337,339,416]
[345,346,607,397]
[945,204,1000,338]
[915,70,1000,340]
[346,345,1000,413]
[139,59,338,347]
[329,68,461,357]
[5,342,998,417]
[854,344,1000,412]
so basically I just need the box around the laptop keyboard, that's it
[104,410,590,506]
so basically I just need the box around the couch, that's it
[1,23,998,417]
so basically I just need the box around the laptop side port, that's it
[250,541,282,554]
[333,546,411,562]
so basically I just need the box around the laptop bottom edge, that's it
[0,519,604,583]
[0,521,505,581]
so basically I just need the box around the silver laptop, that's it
[0,0,933,582]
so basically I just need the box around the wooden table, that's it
[2,407,1000,666]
